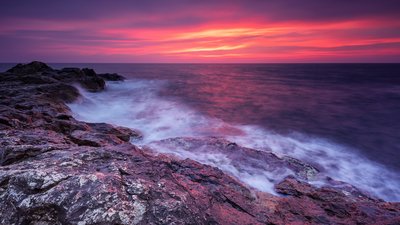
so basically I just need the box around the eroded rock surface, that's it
[1,62,399,225]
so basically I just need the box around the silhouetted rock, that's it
[1,61,399,225]
[98,73,126,81]
[82,68,97,77]
[57,67,105,92]
[79,76,105,91]
[60,67,81,73]
[6,61,54,75]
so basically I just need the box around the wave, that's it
[68,79,400,202]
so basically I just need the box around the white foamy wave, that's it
[149,145,290,194]
[69,80,222,142]
[227,126,400,201]
[68,80,400,202]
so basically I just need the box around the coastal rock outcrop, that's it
[6,61,53,75]
[98,73,125,81]
[1,62,399,224]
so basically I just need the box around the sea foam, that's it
[68,80,400,201]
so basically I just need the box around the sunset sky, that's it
[1,0,400,63]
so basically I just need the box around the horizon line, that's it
[1,62,400,64]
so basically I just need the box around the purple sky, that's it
[1,0,400,62]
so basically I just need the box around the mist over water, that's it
[58,63,400,169]
[65,63,400,202]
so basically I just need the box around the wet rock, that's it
[275,175,314,197]
[57,67,105,92]
[282,156,319,180]
[41,118,89,134]
[149,137,319,182]
[55,113,73,120]
[87,122,142,142]
[271,176,400,224]
[69,129,128,147]
[98,73,126,81]
[79,76,105,92]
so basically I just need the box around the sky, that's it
[0,0,400,63]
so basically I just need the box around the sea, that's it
[1,63,399,201]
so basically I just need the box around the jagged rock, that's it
[87,122,142,142]
[60,67,81,73]
[6,61,54,75]
[271,176,400,224]
[1,61,399,225]
[98,73,126,81]
[69,129,134,147]
[0,145,273,224]
[57,67,105,92]
[82,68,97,77]
[38,83,81,103]
[0,129,72,166]
[79,76,105,92]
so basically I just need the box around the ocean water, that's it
[2,63,400,201]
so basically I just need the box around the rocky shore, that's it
[0,61,399,224]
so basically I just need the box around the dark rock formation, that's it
[98,73,125,81]
[1,61,399,225]
[6,61,53,75]
[3,62,105,92]
[56,67,105,92]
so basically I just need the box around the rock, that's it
[87,122,142,142]
[6,61,54,75]
[38,83,81,103]
[148,137,319,182]
[0,145,271,224]
[60,67,81,73]
[79,76,105,92]
[58,67,105,92]
[275,175,314,197]
[0,129,72,166]
[55,113,73,120]
[69,129,131,147]
[82,68,97,77]
[1,61,399,225]
[282,156,319,180]
[98,73,126,81]
[18,74,59,85]
[271,176,400,224]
